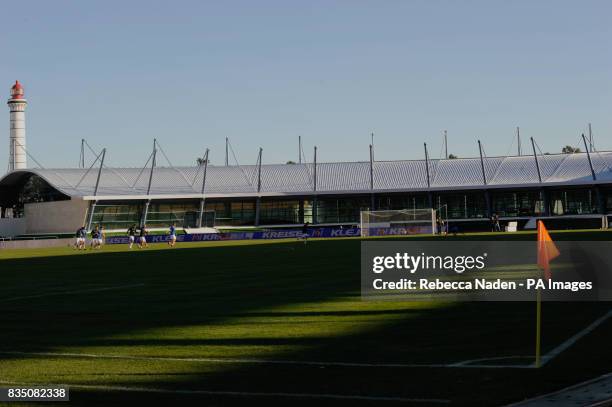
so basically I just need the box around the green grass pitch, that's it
[0,230,611,406]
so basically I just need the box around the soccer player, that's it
[168,223,177,247]
[493,213,501,232]
[301,222,309,245]
[127,224,136,249]
[74,226,83,249]
[78,226,87,250]
[100,225,106,246]
[138,224,148,249]
[90,226,101,249]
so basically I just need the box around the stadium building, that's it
[1,81,611,236]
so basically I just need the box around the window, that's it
[205,200,255,226]
[89,202,144,230]
[436,192,486,219]
[376,195,429,211]
[259,200,301,225]
[491,191,544,217]
[315,197,370,224]
[147,201,200,228]
[549,189,598,215]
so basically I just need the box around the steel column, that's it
[86,148,106,231]
[197,149,210,228]
[255,148,263,226]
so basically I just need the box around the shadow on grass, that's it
[0,236,611,406]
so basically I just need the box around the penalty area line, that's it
[0,380,450,404]
[0,283,146,302]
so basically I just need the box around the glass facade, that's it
[89,202,144,230]
[205,200,255,226]
[19,175,70,204]
[259,200,301,225]
[2,174,70,218]
[315,196,370,224]
[146,201,201,228]
[491,191,544,217]
[91,201,215,230]
[303,200,313,223]
[435,192,487,219]
[79,187,612,230]
[549,188,597,215]
[376,194,429,211]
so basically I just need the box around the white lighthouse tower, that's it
[7,80,28,171]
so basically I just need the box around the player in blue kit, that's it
[74,226,86,250]
[168,223,177,247]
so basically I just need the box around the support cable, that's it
[14,142,77,190]
[226,139,255,188]
[154,140,196,189]
[82,140,133,190]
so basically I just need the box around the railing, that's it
[0,235,60,241]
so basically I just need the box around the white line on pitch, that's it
[449,355,533,369]
[0,380,450,404]
[1,350,539,369]
[0,350,449,368]
[538,309,612,367]
[0,283,146,302]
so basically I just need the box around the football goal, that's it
[360,208,439,237]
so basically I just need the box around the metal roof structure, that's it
[1,151,612,201]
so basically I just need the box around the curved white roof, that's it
[1,151,611,200]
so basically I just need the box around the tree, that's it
[196,157,209,165]
[561,146,581,154]
[448,154,458,159]
[286,160,296,165]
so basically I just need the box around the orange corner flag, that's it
[537,220,560,280]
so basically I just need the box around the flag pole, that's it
[534,219,558,369]
[535,286,542,368]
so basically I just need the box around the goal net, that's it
[360,209,437,237]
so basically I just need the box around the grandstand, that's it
[0,146,611,236]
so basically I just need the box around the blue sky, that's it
[1,1,610,170]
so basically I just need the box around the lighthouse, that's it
[7,80,28,171]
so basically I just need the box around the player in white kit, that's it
[127,224,137,249]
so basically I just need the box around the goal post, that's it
[360,208,438,237]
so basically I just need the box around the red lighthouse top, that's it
[10,80,24,99]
